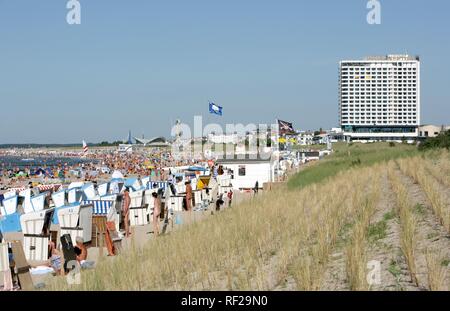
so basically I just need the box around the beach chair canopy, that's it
[97,183,109,196]
[2,196,18,215]
[68,182,85,190]
[21,209,54,235]
[141,176,150,186]
[125,178,138,188]
[82,183,97,200]
[3,191,17,200]
[52,190,66,208]
[197,177,211,190]
[187,166,207,172]
[31,192,48,212]
[110,180,124,194]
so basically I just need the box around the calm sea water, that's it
[0,156,96,170]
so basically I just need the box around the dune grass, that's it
[47,165,383,291]
[426,249,448,291]
[346,170,381,290]
[398,154,450,234]
[288,142,418,189]
[388,162,418,287]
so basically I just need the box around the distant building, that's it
[330,127,343,134]
[313,134,328,145]
[134,136,169,147]
[297,132,314,146]
[419,125,450,138]
[339,55,420,142]
[208,133,240,144]
[118,144,133,154]
[328,128,345,142]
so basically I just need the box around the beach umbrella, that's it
[34,168,46,176]
[111,170,124,180]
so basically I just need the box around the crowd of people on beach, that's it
[0,148,205,191]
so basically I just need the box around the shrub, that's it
[418,130,450,151]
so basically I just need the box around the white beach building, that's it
[216,154,276,191]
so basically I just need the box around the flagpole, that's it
[275,119,279,153]
[275,118,279,182]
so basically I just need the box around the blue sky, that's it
[0,0,449,143]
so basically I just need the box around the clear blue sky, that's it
[0,0,449,143]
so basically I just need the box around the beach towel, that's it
[30,266,54,275]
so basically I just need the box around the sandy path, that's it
[365,169,418,291]
[320,168,419,291]
[395,166,450,290]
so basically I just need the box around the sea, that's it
[0,156,96,170]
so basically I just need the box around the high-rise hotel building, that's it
[339,55,420,141]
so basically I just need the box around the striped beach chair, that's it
[82,200,113,216]
[148,181,168,191]
[8,187,25,194]
[38,184,61,192]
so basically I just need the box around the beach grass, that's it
[288,142,418,189]
[46,165,383,290]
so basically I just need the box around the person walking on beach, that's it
[106,203,118,256]
[152,192,161,236]
[215,194,224,212]
[227,189,233,208]
[185,181,193,212]
[123,188,131,237]
[254,181,259,196]
[185,180,193,224]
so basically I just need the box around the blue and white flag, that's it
[209,102,223,116]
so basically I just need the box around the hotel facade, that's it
[339,55,420,141]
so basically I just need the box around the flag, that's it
[209,102,223,116]
[278,119,295,135]
[82,140,88,154]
